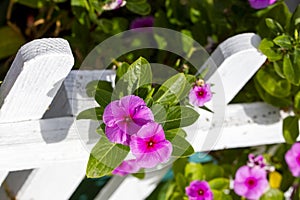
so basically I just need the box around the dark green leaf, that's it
[289,5,300,33]
[265,18,284,35]
[295,91,300,110]
[172,158,188,175]
[165,129,194,157]
[259,39,282,61]
[175,173,187,194]
[76,107,104,120]
[126,2,151,15]
[86,80,113,97]
[261,188,284,200]
[95,89,112,107]
[86,137,129,178]
[0,26,25,59]
[116,62,130,82]
[113,57,152,98]
[159,106,199,130]
[208,178,230,190]
[153,73,192,105]
[273,61,285,78]
[284,54,300,85]
[202,164,224,181]
[283,116,299,144]
[132,169,145,179]
[273,35,293,49]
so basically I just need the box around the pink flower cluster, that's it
[285,142,300,177]
[103,95,172,175]
[248,0,276,9]
[234,154,269,199]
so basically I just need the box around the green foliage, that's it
[283,116,299,144]
[261,188,284,200]
[0,27,25,60]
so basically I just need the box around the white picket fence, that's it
[0,31,298,200]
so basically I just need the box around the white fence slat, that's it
[0,38,74,123]
[14,162,86,200]
[0,171,8,186]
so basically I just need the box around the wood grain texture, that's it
[0,38,74,123]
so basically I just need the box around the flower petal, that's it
[105,125,130,145]
[112,159,140,176]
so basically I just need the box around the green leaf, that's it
[172,158,188,175]
[273,61,285,78]
[159,106,199,130]
[265,18,284,35]
[208,178,230,190]
[284,54,300,85]
[175,173,187,194]
[0,26,25,59]
[256,66,291,98]
[113,57,152,98]
[184,163,204,181]
[116,62,130,82]
[202,164,224,181]
[289,5,300,33]
[153,73,192,105]
[259,39,282,61]
[76,107,104,120]
[273,35,293,49]
[132,169,145,179]
[86,80,113,97]
[283,116,299,144]
[254,78,292,107]
[151,104,167,123]
[212,190,232,200]
[15,0,45,8]
[165,129,194,157]
[95,89,112,108]
[86,137,129,178]
[295,91,300,110]
[260,188,284,200]
[126,2,151,15]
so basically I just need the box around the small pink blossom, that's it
[234,166,269,199]
[130,122,172,168]
[189,83,212,107]
[248,154,266,169]
[112,159,140,176]
[103,95,154,145]
[248,0,276,9]
[185,180,213,200]
[130,16,155,29]
[285,143,300,177]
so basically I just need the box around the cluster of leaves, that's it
[256,5,300,144]
[78,57,203,178]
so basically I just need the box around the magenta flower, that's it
[248,0,276,9]
[130,122,172,168]
[103,95,154,145]
[234,166,269,199]
[185,180,213,200]
[285,143,300,177]
[102,0,126,10]
[189,83,212,107]
[130,16,155,29]
[112,159,140,176]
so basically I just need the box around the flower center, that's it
[198,90,205,97]
[245,177,257,189]
[124,116,131,122]
[198,189,204,196]
[147,141,154,148]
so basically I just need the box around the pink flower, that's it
[285,143,300,177]
[234,166,269,199]
[248,0,276,9]
[130,122,172,168]
[103,95,154,145]
[130,16,155,29]
[112,159,140,176]
[189,83,212,107]
[102,0,126,10]
[185,180,213,200]
[248,154,266,169]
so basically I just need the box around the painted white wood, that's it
[0,102,288,170]
[0,38,74,123]
[0,171,8,186]
[14,162,86,200]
